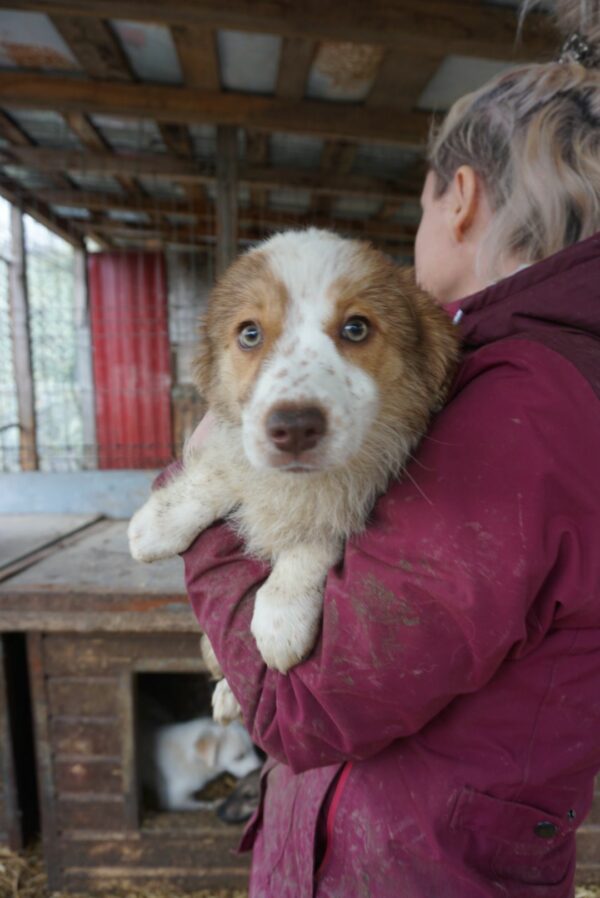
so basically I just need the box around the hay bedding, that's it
[0,847,247,898]
[1,847,600,898]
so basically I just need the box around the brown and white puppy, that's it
[128,229,458,722]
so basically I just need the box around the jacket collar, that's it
[446,232,600,349]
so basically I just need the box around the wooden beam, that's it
[158,123,194,158]
[72,209,416,242]
[216,126,238,277]
[50,16,134,80]
[0,110,32,146]
[6,2,557,62]
[171,25,220,90]
[8,205,38,471]
[62,111,140,195]
[313,139,357,216]
[0,74,430,147]
[276,37,316,100]
[0,146,422,202]
[73,247,97,469]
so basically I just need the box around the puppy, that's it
[147,717,261,812]
[128,229,458,722]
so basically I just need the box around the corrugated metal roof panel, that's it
[269,133,324,169]
[90,115,166,154]
[51,205,91,219]
[88,251,173,468]
[333,195,382,219]
[4,165,55,190]
[66,171,123,194]
[107,210,151,224]
[0,10,80,72]
[5,108,82,148]
[218,30,281,94]
[136,178,186,199]
[268,188,312,213]
[353,144,419,178]
[307,42,385,102]
[111,20,182,84]
[417,55,514,111]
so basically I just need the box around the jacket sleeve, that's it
[182,341,593,772]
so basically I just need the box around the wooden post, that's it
[73,247,97,469]
[8,205,38,471]
[216,125,238,278]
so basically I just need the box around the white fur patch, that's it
[241,230,379,471]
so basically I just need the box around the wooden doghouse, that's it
[0,518,249,892]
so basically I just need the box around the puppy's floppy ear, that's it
[400,268,460,410]
[194,734,219,768]
[193,312,214,402]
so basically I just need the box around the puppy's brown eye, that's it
[341,316,370,343]
[238,321,263,350]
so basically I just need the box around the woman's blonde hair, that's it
[427,0,600,280]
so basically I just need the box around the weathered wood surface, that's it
[0,514,98,571]
[0,520,193,632]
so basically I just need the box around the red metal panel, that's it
[88,252,172,469]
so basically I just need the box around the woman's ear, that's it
[450,165,480,242]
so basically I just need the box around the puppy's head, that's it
[196,229,458,472]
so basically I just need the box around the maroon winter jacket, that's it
[181,232,600,898]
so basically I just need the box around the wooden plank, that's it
[27,633,60,885]
[51,718,123,757]
[47,677,120,717]
[171,25,220,90]
[56,795,128,831]
[59,867,250,892]
[61,832,248,868]
[50,16,134,80]
[0,109,32,146]
[64,112,140,195]
[0,73,430,146]
[0,514,99,571]
[8,205,38,472]
[276,37,315,100]
[4,1,557,62]
[73,247,98,469]
[54,758,123,794]
[2,145,421,200]
[216,125,238,277]
[43,633,204,675]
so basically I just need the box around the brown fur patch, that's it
[194,250,288,422]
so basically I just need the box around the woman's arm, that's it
[181,342,593,772]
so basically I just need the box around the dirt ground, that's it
[2,846,600,898]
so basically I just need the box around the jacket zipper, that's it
[315,761,353,880]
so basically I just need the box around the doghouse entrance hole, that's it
[135,672,237,826]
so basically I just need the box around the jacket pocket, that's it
[450,786,576,886]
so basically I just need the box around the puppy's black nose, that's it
[266,406,327,454]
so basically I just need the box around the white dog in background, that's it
[144,717,261,812]
[129,229,458,723]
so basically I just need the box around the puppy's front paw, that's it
[128,498,170,562]
[212,678,241,725]
[128,494,197,562]
[251,580,322,674]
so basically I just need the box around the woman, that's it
[177,3,600,895]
